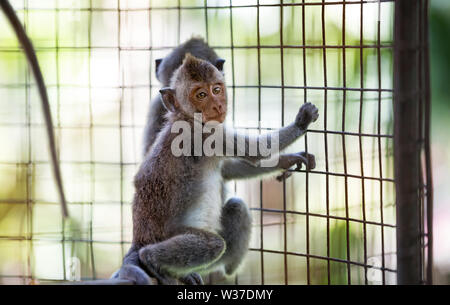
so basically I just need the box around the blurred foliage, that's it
[430,2,450,120]
[429,0,450,284]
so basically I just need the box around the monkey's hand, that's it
[276,152,315,181]
[295,102,319,130]
[275,152,316,181]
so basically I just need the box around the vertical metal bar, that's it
[422,0,433,285]
[229,1,236,127]
[394,0,422,285]
[147,2,153,265]
[177,0,181,45]
[301,0,311,286]
[54,1,66,281]
[118,0,125,264]
[418,0,425,284]
[320,0,331,285]
[228,0,238,284]
[255,0,264,285]
[24,0,32,284]
[376,0,386,285]
[204,0,209,42]
[279,0,288,285]
[341,0,352,285]
[88,0,96,279]
[358,0,369,285]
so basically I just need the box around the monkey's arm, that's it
[142,96,166,156]
[221,159,282,180]
[221,152,315,180]
[224,102,318,162]
[265,102,319,151]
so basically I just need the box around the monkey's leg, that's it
[138,228,226,285]
[111,246,154,285]
[217,197,252,275]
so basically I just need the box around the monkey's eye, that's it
[196,91,207,100]
[212,86,221,95]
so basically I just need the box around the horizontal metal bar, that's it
[0,122,394,139]
[0,160,394,182]
[0,235,397,273]
[234,126,394,138]
[0,275,138,284]
[0,82,394,92]
[251,207,396,228]
[248,248,397,273]
[60,279,135,285]
[0,44,394,52]
[9,1,396,13]
[289,169,395,183]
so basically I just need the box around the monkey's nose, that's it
[213,104,224,115]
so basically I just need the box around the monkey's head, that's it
[155,37,225,86]
[159,54,227,123]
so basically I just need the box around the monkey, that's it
[113,53,319,285]
[145,37,297,188]
[112,38,225,285]
[143,37,225,157]
[114,38,317,285]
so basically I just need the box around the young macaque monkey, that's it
[113,53,319,285]
[145,37,302,182]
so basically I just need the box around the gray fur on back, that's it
[156,37,219,86]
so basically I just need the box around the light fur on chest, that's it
[182,163,223,233]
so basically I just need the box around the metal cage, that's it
[0,0,431,285]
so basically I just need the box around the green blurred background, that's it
[0,0,446,284]
[429,0,450,285]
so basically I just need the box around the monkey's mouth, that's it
[209,113,226,123]
[205,113,226,123]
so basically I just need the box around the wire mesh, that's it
[0,0,431,285]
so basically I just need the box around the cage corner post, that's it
[394,0,430,285]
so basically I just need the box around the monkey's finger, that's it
[294,154,309,170]
[276,171,292,182]
[299,152,316,170]
[308,154,316,170]
[276,172,285,181]
[311,108,319,122]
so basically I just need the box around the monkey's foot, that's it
[145,264,178,285]
[179,272,204,285]
[116,264,153,285]
[138,251,178,285]
[145,263,177,285]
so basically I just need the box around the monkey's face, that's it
[189,82,227,123]
[166,53,228,123]
[160,53,228,122]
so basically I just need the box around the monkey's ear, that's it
[215,58,225,71]
[159,87,178,112]
[155,58,163,80]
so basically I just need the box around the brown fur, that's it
[180,53,219,83]
[132,121,206,247]
[117,53,319,285]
